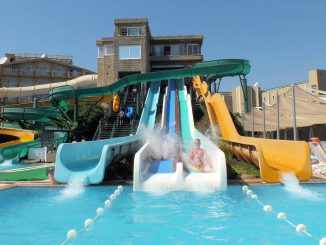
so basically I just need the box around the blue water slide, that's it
[149,79,176,174]
[54,81,161,184]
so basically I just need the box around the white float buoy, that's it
[84,218,93,228]
[118,185,123,192]
[277,212,286,219]
[251,194,258,199]
[263,205,272,212]
[114,190,120,196]
[242,185,248,191]
[246,190,253,196]
[319,237,326,245]
[296,224,307,233]
[104,200,111,207]
[96,207,104,216]
[67,229,77,239]
[110,194,115,201]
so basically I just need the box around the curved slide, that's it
[0,74,97,99]
[192,76,312,183]
[0,128,38,163]
[133,79,226,191]
[54,81,161,184]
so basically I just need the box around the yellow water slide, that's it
[192,76,312,182]
[0,128,35,148]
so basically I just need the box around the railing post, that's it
[276,91,280,140]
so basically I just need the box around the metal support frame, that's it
[276,90,280,140]
[239,75,248,113]
[263,101,266,138]
[292,85,297,141]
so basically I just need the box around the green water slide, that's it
[49,59,250,103]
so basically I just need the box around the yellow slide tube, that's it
[0,128,35,148]
[192,76,311,183]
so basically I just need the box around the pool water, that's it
[0,185,325,245]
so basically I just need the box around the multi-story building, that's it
[0,53,94,104]
[96,18,203,86]
[232,84,261,114]
[261,69,326,104]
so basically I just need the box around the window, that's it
[69,69,80,77]
[7,66,17,73]
[104,45,114,55]
[53,67,64,76]
[37,80,48,85]
[187,44,200,55]
[22,79,32,86]
[23,65,32,75]
[119,45,141,59]
[153,45,164,56]
[5,79,17,87]
[171,45,181,55]
[311,85,317,91]
[38,66,48,75]
[98,46,104,58]
[120,27,141,36]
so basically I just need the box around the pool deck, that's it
[0,175,325,190]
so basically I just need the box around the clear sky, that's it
[1,0,325,91]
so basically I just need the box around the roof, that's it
[114,18,148,24]
[0,58,95,74]
[5,53,73,64]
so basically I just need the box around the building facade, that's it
[261,69,326,105]
[0,53,94,104]
[231,84,261,114]
[96,18,203,86]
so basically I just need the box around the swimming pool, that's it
[0,184,325,245]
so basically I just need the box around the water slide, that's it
[133,79,226,191]
[0,128,38,163]
[49,59,252,184]
[54,81,161,184]
[192,76,312,183]
[0,74,98,99]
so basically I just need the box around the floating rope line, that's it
[60,185,124,245]
[242,185,326,245]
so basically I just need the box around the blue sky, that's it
[1,0,325,91]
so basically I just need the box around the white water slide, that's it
[133,79,226,192]
[309,141,326,164]
[0,74,97,98]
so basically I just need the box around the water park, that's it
[1,12,326,245]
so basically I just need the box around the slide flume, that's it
[192,76,311,183]
[54,81,161,184]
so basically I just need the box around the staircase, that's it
[94,86,139,140]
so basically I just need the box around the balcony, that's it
[150,54,203,62]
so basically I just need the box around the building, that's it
[220,92,233,113]
[232,84,261,114]
[0,53,95,104]
[96,18,203,86]
[261,69,326,104]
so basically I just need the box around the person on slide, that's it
[189,139,212,172]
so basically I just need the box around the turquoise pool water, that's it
[0,185,325,245]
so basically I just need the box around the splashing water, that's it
[56,177,86,201]
[282,173,320,199]
[204,125,221,146]
[1,159,13,166]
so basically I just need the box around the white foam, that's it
[282,173,320,199]
[56,177,86,201]
[1,159,13,166]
